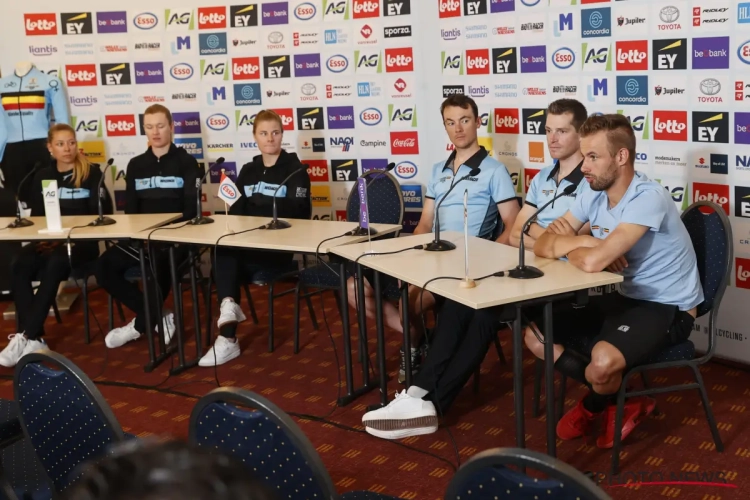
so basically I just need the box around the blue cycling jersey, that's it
[0,67,69,159]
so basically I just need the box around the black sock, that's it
[582,392,614,413]
[219,324,237,339]
[553,349,590,385]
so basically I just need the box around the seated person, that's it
[200,110,311,367]
[349,94,519,384]
[96,104,199,349]
[66,440,278,500]
[529,113,701,448]
[0,124,112,367]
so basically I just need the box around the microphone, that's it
[423,166,481,252]
[7,161,41,228]
[263,166,305,230]
[508,184,577,279]
[347,162,396,236]
[89,158,116,226]
[459,189,476,289]
[189,157,223,225]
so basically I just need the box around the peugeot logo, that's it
[268,31,283,43]
[700,78,721,96]
[301,83,316,96]
[659,6,679,23]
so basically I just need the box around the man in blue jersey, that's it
[348,95,519,384]
[529,114,702,448]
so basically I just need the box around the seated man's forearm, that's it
[535,233,598,259]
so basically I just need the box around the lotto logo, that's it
[385,48,414,72]
[494,108,520,134]
[653,110,687,141]
[271,108,295,131]
[615,40,648,71]
[736,258,750,289]
[352,0,380,18]
[66,65,98,86]
[466,49,490,75]
[232,57,260,79]
[693,182,729,214]
[438,0,461,18]
[24,13,58,35]
[105,115,137,136]
[198,7,227,29]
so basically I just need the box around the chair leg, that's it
[267,283,275,353]
[293,283,302,354]
[204,278,213,349]
[52,298,62,324]
[532,358,543,418]
[691,365,725,452]
[304,291,319,330]
[640,372,660,415]
[493,334,506,365]
[243,284,259,325]
[82,278,90,344]
[116,300,126,322]
[107,294,114,332]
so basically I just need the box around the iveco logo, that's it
[268,32,283,43]
[301,83,316,95]
[700,78,721,96]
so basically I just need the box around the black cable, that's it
[352,244,424,267]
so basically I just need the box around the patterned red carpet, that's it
[0,286,748,499]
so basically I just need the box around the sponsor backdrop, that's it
[2,0,750,363]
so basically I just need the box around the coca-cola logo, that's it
[390,131,419,154]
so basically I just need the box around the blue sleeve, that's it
[525,171,540,207]
[47,76,69,125]
[490,163,516,204]
[0,113,7,165]
[620,188,668,231]
[425,163,437,199]
[570,186,592,224]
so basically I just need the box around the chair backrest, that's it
[680,201,733,358]
[189,387,337,500]
[445,448,612,500]
[346,171,404,226]
[13,350,125,494]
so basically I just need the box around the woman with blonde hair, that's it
[0,123,112,367]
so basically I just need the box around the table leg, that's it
[543,301,557,457]
[373,270,388,408]
[401,282,412,388]
[188,247,204,358]
[169,246,186,368]
[512,305,525,449]
[356,263,370,387]
[139,246,157,370]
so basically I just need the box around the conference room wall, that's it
[2,0,750,365]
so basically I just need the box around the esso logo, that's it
[294,2,317,20]
[395,161,418,179]
[220,183,238,200]
[134,12,158,30]
[326,55,349,73]
[360,107,382,125]
[739,40,750,65]
[552,47,575,69]
[170,63,194,80]
[207,113,229,131]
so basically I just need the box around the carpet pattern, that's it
[0,285,747,499]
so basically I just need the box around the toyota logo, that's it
[241,86,254,99]
[700,78,721,95]
[625,78,639,96]
[301,83,316,95]
[268,32,283,43]
[207,35,220,49]
[659,6,679,23]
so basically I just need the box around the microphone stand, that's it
[348,162,396,237]
[508,184,577,279]
[189,157,224,225]
[459,189,476,288]
[90,159,116,226]
[7,163,40,228]
[264,167,305,230]
[424,166,481,252]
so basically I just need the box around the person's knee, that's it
[524,326,544,357]
[47,255,72,280]
[586,343,625,385]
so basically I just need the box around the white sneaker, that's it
[198,336,241,367]
[0,334,29,368]
[362,390,438,440]
[158,312,176,345]
[217,299,246,328]
[21,338,47,357]
[105,318,141,348]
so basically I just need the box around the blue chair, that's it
[293,172,404,353]
[445,448,611,500]
[189,388,400,500]
[13,350,126,496]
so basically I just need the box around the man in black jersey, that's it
[95,104,199,349]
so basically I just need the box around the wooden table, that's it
[131,214,403,382]
[0,214,181,241]
[331,231,623,456]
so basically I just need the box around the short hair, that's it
[143,104,173,126]
[547,99,588,131]
[65,440,278,500]
[253,109,283,134]
[579,114,636,165]
[440,95,479,121]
